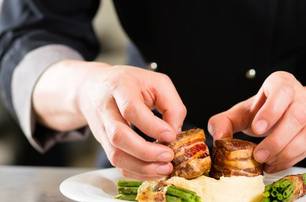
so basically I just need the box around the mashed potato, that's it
[167,175,264,202]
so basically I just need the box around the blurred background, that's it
[0,0,129,168]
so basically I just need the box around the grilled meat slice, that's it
[211,139,263,179]
[168,128,211,179]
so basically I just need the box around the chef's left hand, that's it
[208,71,306,173]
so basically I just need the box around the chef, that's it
[0,0,305,179]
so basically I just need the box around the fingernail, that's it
[156,164,171,175]
[158,152,173,162]
[255,149,270,163]
[208,124,215,136]
[255,120,268,134]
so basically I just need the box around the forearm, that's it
[33,60,111,132]
[0,0,101,151]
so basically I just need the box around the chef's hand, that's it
[208,71,306,173]
[33,60,186,179]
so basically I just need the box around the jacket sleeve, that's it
[0,0,101,152]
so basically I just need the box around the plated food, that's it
[115,128,305,202]
[262,174,306,202]
[168,128,211,179]
[211,138,263,178]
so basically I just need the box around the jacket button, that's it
[245,68,256,79]
[148,62,158,71]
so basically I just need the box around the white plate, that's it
[60,167,306,202]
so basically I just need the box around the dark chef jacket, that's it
[0,0,305,166]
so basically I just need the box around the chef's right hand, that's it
[76,63,186,179]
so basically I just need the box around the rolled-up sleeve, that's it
[0,0,100,152]
[12,45,90,152]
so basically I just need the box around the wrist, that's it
[33,59,111,131]
[76,61,113,120]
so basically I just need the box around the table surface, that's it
[0,166,92,202]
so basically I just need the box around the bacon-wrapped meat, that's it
[168,128,211,179]
[262,173,306,202]
[211,139,263,179]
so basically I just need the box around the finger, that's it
[82,93,171,177]
[254,101,306,163]
[120,169,165,180]
[94,122,173,176]
[265,152,306,173]
[100,98,174,162]
[109,148,173,176]
[264,128,306,173]
[251,77,294,135]
[152,73,187,132]
[113,82,176,142]
[208,97,255,139]
[82,102,109,147]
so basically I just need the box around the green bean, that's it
[280,179,291,189]
[263,191,270,198]
[273,180,281,188]
[169,186,197,195]
[115,194,137,201]
[117,180,142,187]
[167,186,197,202]
[118,187,139,195]
[265,184,272,192]
[283,184,294,199]
[167,186,201,202]
[166,195,182,202]
[195,195,202,202]
[270,189,278,197]
[276,193,283,201]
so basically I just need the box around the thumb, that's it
[208,112,234,140]
[208,97,255,140]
